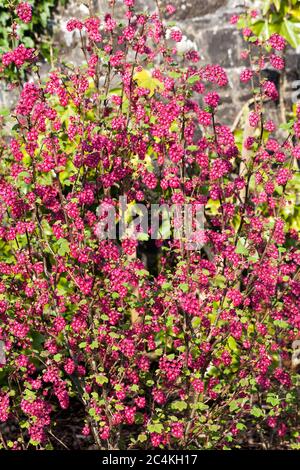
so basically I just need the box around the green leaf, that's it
[187,74,200,84]
[171,400,188,411]
[236,238,249,256]
[133,69,164,96]
[248,35,258,43]
[229,400,239,412]
[205,198,220,216]
[228,336,238,352]
[178,283,189,293]
[266,394,280,406]
[280,19,300,48]
[90,340,99,350]
[248,251,259,263]
[96,375,109,385]
[251,406,264,418]
[29,439,40,447]
[162,282,172,290]
[213,274,226,288]
[168,71,182,79]
[192,316,201,328]
[262,0,272,15]
[147,423,164,433]
[136,232,149,241]
[24,389,36,400]
[290,9,300,21]
[187,145,199,151]
[57,238,70,256]
[0,108,10,116]
[251,20,269,41]
[237,17,246,29]
[236,422,246,430]
[88,408,96,417]
[279,120,295,131]
[136,269,149,277]
[137,433,148,442]
[273,0,281,12]
[194,402,209,411]
[274,319,289,329]
[154,348,163,357]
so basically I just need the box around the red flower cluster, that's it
[16,2,32,24]
[0,0,299,452]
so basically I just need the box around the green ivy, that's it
[250,0,300,47]
[0,0,67,59]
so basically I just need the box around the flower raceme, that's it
[0,0,299,451]
[16,2,32,24]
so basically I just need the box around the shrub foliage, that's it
[0,0,299,450]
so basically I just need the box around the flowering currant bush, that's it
[0,1,300,450]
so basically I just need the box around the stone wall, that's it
[50,0,300,126]
[1,0,300,125]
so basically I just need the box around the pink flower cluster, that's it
[268,33,286,51]
[2,44,35,68]
[0,0,299,453]
[16,2,32,23]
[66,17,102,42]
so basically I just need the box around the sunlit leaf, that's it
[133,69,164,96]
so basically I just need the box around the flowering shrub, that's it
[248,0,300,49]
[0,0,66,79]
[0,0,300,450]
